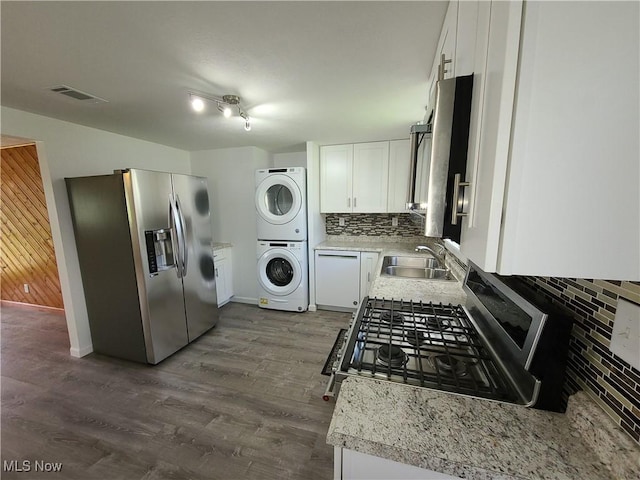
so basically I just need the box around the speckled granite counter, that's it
[315,236,467,305]
[327,377,640,480]
[212,242,233,251]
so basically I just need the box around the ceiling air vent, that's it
[49,85,108,104]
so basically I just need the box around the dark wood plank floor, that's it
[1,302,351,480]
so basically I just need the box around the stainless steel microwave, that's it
[407,74,473,243]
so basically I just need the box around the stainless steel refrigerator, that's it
[66,168,218,364]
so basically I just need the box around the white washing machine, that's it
[257,241,308,312]
[255,167,307,241]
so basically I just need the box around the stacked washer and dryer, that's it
[255,167,308,312]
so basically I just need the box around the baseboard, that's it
[316,304,357,313]
[230,296,258,305]
[70,344,93,358]
[1,300,65,314]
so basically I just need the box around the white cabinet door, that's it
[454,0,479,76]
[315,250,361,310]
[459,0,523,272]
[352,142,389,213]
[320,144,353,213]
[213,247,233,306]
[461,1,639,280]
[338,448,462,480]
[359,252,379,301]
[427,1,459,112]
[387,139,411,213]
[498,1,640,279]
[320,141,391,214]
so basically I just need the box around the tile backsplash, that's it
[325,213,423,236]
[520,276,640,443]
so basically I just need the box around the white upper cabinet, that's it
[426,1,458,113]
[459,0,523,272]
[460,1,640,280]
[352,142,389,213]
[387,139,411,213]
[454,0,479,76]
[320,141,391,214]
[320,144,353,213]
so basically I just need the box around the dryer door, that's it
[255,174,302,225]
[258,248,302,296]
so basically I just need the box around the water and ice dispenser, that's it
[144,228,175,275]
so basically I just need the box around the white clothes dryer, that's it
[255,167,307,241]
[257,241,308,312]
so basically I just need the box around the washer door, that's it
[258,248,302,296]
[255,174,302,225]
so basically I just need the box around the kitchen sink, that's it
[380,256,453,280]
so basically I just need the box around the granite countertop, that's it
[212,242,233,251]
[327,377,640,480]
[315,235,467,305]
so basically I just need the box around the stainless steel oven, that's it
[324,262,573,412]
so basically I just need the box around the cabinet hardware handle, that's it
[367,272,370,282]
[451,173,470,225]
[438,53,452,81]
[215,267,218,277]
[354,197,357,208]
[318,253,359,259]
[347,197,351,208]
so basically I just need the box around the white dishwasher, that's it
[315,250,361,310]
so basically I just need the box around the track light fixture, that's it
[188,92,251,131]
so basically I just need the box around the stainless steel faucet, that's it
[415,245,445,268]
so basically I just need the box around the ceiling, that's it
[1,1,447,153]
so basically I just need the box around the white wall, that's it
[190,146,270,303]
[272,151,306,168]
[306,142,326,310]
[0,106,191,357]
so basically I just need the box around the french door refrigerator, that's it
[66,168,218,364]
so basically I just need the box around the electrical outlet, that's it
[392,217,398,227]
[23,284,30,293]
[610,298,640,369]
[338,217,345,227]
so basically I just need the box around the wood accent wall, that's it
[1,144,63,308]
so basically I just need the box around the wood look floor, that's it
[1,302,351,480]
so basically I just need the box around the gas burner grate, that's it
[376,344,408,368]
[379,311,405,324]
[342,297,517,402]
[430,354,472,378]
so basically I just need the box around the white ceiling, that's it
[1,1,447,153]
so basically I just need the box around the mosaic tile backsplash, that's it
[325,213,424,236]
[520,276,640,443]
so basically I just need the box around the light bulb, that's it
[191,97,205,112]
[244,119,251,132]
[223,106,232,118]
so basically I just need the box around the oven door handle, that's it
[322,373,336,401]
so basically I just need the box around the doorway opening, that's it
[1,142,64,311]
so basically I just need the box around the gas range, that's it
[324,262,573,411]
[335,297,518,403]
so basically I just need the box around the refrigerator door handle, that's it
[175,194,188,276]
[170,195,184,278]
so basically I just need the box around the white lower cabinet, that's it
[359,252,379,301]
[213,247,233,306]
[335,448,462,480]
[315,250,361,310]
